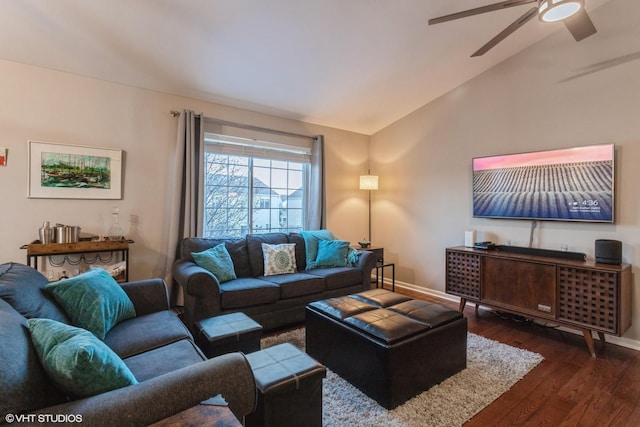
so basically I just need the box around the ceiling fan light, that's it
[538,0,584,23]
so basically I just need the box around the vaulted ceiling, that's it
[0,0,613,134]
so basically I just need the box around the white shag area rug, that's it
[261,327,543,427]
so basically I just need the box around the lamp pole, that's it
[368,187,372,242]
[359,170,378,244]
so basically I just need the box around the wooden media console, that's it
[446,246,632,357]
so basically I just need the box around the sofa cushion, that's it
[315,240,350,268]
[181,238,252,278]
[288,232,308,271]
[389,300,463,328]
[246,233,289,276]
[27,318,138,398]
[262,243,297,276]
[104,310,192,359]
[343,308,429,344]
[219,278,280,309]
[307,267,363,290]
[0,299,67,416]
[46,269,136,340]
[192,243,237,283]
[259,272,325,299]
[0,262,70,323]
[225,239,253,278]
[123,339,206,382]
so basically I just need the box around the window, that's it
[203,133,310,237]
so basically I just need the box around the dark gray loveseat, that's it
[173,232,377,332]
[0,262,256,426]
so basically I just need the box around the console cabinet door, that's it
[557,266,620,334]
[446,250,481,301]
[482,257,556,319]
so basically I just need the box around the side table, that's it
[362,246,384,264]
[376,263,396,292]
[356,246,384,284]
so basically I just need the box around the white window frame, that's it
[203,132,311,237]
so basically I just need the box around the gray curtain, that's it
[165,110,204,305]
[305,135,326,230]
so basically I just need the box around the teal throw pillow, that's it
[27,318,138,398]
[192,243,237,283]
[45,268,136,340]
[300,229,336,269]
[315,240,350,268]
[262,243,297,276]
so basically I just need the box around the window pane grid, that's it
[203,152,306,237]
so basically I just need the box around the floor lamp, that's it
[359,171,378,244]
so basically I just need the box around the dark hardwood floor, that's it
[398,288,640,427]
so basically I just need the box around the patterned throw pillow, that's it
[262,243,297,276]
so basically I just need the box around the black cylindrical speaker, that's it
[595,239,622,264]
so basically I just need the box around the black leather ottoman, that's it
[195,312,263,358]
[245,343,326,427]
[306,289,467,409]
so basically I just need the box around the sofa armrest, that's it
[173,260,223,328]
[120,278,170,316]
[355,250,378,287]
[173,261,222,299]
[33,352,256,426]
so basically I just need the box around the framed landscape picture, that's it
[28,141,123,199]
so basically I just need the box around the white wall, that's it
[371,0,640,342]
[0,59,370,281]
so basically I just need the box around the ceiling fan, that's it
[429,0,597,57]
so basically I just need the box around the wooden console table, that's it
[446,246,632,357]
[149,403,241,427]
[22,240,131,282]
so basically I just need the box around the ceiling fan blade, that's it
[429,0,536,25]
[471,6,538,57]
[563,9,597,41]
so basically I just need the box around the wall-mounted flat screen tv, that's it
[472,143,614,223]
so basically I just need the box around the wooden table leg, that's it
[582,329,597,358]
[458,298,467,313]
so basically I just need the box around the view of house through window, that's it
[203,133,309,237]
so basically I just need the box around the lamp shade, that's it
[359,175,379,190]
[538,0,584,23]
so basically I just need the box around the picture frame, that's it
[28,141,123,199]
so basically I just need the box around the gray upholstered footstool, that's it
[245,343,326,427]
[195,312,263,358]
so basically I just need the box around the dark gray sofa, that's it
[173,232,377,332]
[0,262,256,426]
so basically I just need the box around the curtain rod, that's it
[170,110,316,141]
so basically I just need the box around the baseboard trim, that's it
[387,279,640,353]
